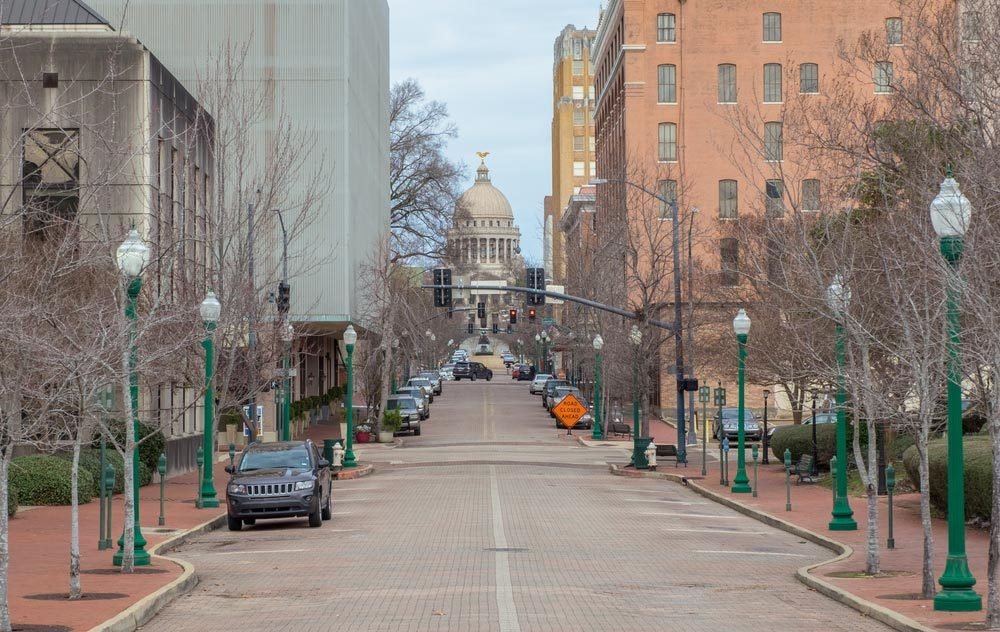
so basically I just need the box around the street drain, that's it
[25,592,127,601]
[12,625,71,631]
[484,547,528,553]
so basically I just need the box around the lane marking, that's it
[205,549,307,556]
[623,499,706,505]
[332,498,371,502]
[662,528,769,535]
[490,466,521,632]
[694,550,813,558]
[641,512,740,519]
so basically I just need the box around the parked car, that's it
[407,377,435,403]
[502,353,516,367]
[439,364,455,381]
[224,440,333,531]
[542,379,571,409]
[713,407,762,441]
[395,386,429,419]
[549,389,593,429]
[417,371,443,395]
[769,412,837,440]
[385,396,422,436]
[549,386,583,416]
[514,364,535,381]
[529,374,553,394]
[452,361,493,381]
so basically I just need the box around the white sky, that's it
[390,0,601,264]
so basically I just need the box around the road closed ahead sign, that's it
[552,393,587,428]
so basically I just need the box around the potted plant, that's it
[380,409,402,443]
[355,422,372,443]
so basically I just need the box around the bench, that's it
[793,453,817,484]
[609,422,632,438]
[655,444,678,463]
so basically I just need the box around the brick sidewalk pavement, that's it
[638,417,991,632]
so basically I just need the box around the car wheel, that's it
[308,498,323,528]
[244,518,256,526]
[227,515,242,531]
[415,427,421,436]
[471,375,477,381]
[487,373,492,381]
[321,486,332,521]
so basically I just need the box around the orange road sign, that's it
[552,393,587,428]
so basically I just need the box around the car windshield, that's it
[721,409,757,422]
[809,414,837,424]
[534,374,552,381]
[239,445,311,471]
[410,379,430,386]
[555,387,581,397]
[387,397,417,411]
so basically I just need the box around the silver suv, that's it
[713,407,762,442]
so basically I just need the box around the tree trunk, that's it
[120,364,135,573]
[987,414,1000,628]
[0,453,12,632]
[69,440,82,599]
[916,432,935,598]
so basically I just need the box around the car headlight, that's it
[294,480,315,491]
[228,483,246,494]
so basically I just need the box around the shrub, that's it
[10,455,94,505]
[7,485,18,518]
[382,409,403,433]
[890,432,917,461]
[58,449,152,496]
[770,423,837,467]
[96,419,165,474]
[902,435,993,522]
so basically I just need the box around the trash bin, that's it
[633,437,652,469]
[323,439,336,464]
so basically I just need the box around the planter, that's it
[378,431,394,443]
[355,431,371,443]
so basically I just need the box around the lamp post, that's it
[198,291,221,508]
[535,333,542,370]
[591,334,604,440]
[114,229,151,567]
[343,325,358,468]
[391,338,399,394]
[281,323,294,441]
[629,325,645,467]
[930,172,980,612]
[541,331,551,374]
[761,389,771,465]
[827,275,857,531]
[731,309,752,494]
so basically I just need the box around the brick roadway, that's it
[141,380,890,632]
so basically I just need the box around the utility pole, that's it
[246,201,257,443]
[671,200,687,464]
[275,208,291,442]
[686,209,698,447]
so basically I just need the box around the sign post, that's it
[552,394,588,435]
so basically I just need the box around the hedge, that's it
[94,419,164,474]
[10,455,94,506]
[57,449,152,496]
[902,435,993,522]
[7,486,18,518]
[770,423,837,467]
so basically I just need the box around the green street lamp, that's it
[535,333,542,370]
[391,338,399,394]
[281,322,294,441]
[930,173,980,612]
[826,275,857,531]
[591,334,604,440]
[541,330,551,374]
[114,229,151,567]
[731,309,752,494]
[198,291,221,508]
[343,325,359,468]
[629,325,644,467]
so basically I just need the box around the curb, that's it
[607,464,935,632]
[336,463,375,480]
[88,512,226,632]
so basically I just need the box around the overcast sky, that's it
[390,1,600,264]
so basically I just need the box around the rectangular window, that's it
[657,13,676,43]
[764,63,783,102]
[764,122,783,162]
[763,12,782,42]
[573,161,585,177]
[572,85,584,100]
[719,179,738,219]
[875,61,893,93]
[22,128,80,240]
[718,64,737,103]
[886,17,902,45]
[573,38,583,60]
[573,110,584,125]
[589,137,595,152]
[657,179,677,218]
[799,63,819,93]
[720,238,739,286]
[658,64,677,103]
[658,122,677,162]
[963,11,981,42]
[572,60,583,76]
[802,179,821,211]
[765,179,784,217]
[589,86,595,100]
[574,136,585,152]
[589,161,596,176]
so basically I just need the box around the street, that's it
[141,380,890,631]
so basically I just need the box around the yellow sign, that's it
[553,393,587,428]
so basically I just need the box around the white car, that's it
[529,374,553,395]
[439,364,455,381]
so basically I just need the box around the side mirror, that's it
[318,459,331,469]
[224,465,235,475]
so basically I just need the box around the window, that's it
[22,129,80,240]
[574,136,585,151]
[573,161,585,177]
[963,11,981,42]
[657,179,677,218]
[658,122,677,162]
[573,38,583,60]
[573,110,584,125]
[657,13,676,42]
[718,64,737,103]
[720,238,739,286]
[875,61,893,93]
[764,122,783,161]
[658,64,677,103]
[589,86,595,100]
[765,179,784,217]
[589,161,596,175]
[719,180,738,219]
[572,60,583,76]
[962,62,982,102]
[589,137,595,152]
[764,63,782,102]
[799,63,819,93]
[802,179,821,211]
[763,12,782,41]
[885,18,902,45]
[572,85,584,100]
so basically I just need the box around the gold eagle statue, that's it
[476,151,490,163]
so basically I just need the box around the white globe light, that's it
[629,325,642,346]
[116,229,150,279]
[593,334,604,351]
[733,309,751,336]
[826,275,851,316]
[281,322,294,343]
[930,176,972,238]
[199,291,222,322]
[344,325,358,346]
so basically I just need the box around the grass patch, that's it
[816,465,913,498]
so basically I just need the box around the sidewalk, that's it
[605,417,991,632]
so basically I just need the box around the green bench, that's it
[793,453,817,484]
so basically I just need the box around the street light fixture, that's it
[826,275,857,531]
[535,333,542,370]
[391,338,400,394]
[930,172,980,612]
[280,322,294,441]
[731,309,752,494]
[343,325,358,468]
[198,291,221,508]
[113,229,151,567]
[761,389,771,465]
[592,334,604,440]
[629,325,646,467]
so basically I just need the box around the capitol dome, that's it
[458,161,515,220]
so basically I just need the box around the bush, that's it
[382,409,403,433]
[902,435,993,522]
[96,419,165,474]
[770,423,837,467]
[10,455,94,505]
[7,485,18,518]
[890,432,917,461]
[58,449,152,496]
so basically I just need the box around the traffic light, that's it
[477,302,486,319]
[492,323,498,334]
[526,267,546,305]
[528,307,536,321]
[509,308,517,324]
[433,268,452,308]
[467,322,474,334]
[277,281,290,314]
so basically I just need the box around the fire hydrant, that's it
[646,441,658,471]
[332,442,345,468]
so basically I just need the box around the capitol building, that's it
[447,155,523,318]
